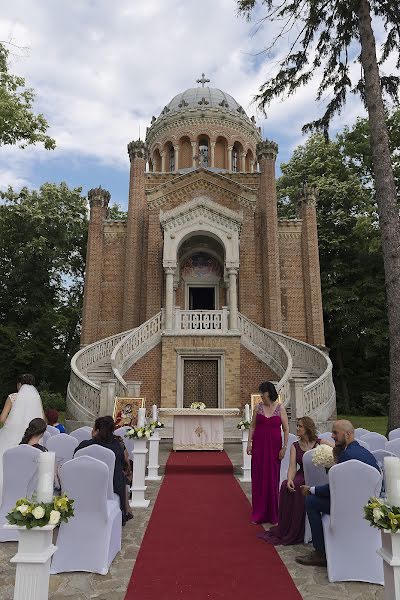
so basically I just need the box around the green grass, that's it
[338,414,388,436]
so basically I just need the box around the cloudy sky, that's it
[0,1,395,209]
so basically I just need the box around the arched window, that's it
[198,138,209,167]
[169,146,175,172]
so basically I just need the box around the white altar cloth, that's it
[159,408,239,451]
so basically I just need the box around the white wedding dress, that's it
[0,384,44,497]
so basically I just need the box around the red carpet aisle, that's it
[124,451,302,599]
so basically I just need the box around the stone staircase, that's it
[67,311,335,434]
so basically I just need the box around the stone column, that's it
[250,159,254,173]
[241,152,246,172]
[122,140,147,330]
[227,145,233,171]
[191,141,197,168]
[210,142,216,168]
[228,267,238,331]
[160,150,166,173]
[174,145,180,172]
[164,267,175,330]
[256,140,282,331]
[297,184,325,346]
[80,187,110,346]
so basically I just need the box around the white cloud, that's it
[0,1,398,190]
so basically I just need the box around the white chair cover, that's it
[322,460,383,584]
[372,449,395,497]
[385,438,400,458]
[354,428,370,439]
[360,432,387,452]
[70,427,92,445]
[74,445,119,505]
[82,426,93,431]
[279,433,297,486]
[46,425,60,437]
[39,431,51,446]
[388,428,400,441]
[50,456,122,575]
[318,432,333,441]
[114,426,134,457]
[46,433,79,464]
[0,445,42,542]
[303,448,329,543]
[357,439,370,450]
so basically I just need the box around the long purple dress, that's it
[259,439,321,545]
[251,402,282,524]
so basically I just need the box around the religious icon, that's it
[250,392,282,415]
[113,397,145,428]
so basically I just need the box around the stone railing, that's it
[237,313,292,406]
[173,308,229,334]
[111,311,164,394]
[266,329,335,422]
[67,330,131,421]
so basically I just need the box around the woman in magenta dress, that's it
[259,416,329,545]
[248,381,289,524]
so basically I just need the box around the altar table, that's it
[159,408,240,450]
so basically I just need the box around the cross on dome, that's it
[196,73,210,87]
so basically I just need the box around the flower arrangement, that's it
[311,444,334,469]
[6,494,74,529]
[125,425,154,440]
[364,497,400,532]
[150,421,164,429]
[237,420,251,430]
[190,402,206,410]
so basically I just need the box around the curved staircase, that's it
[67,311,335,432]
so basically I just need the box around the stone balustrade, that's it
[173,308,229,334]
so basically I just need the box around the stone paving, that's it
[0,442,384,600]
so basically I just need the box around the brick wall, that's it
[124,343,162,406]
[98,222,126,338]
[240,346,278,407]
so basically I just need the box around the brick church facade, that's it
[78,79,325,412]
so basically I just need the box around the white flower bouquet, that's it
[311,444,334,469]
[237,420,251,430]
[149,420,164,429]
[364,497,400,532]
[6,494,74,529]
[125,425,154,440]
[190,402,206,410]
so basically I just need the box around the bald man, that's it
[296,420,379,567]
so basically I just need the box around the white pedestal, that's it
[378,530,400,598]
[146,430,162,481]
[5,524,56,600]
[238,429,252,482]
[130,438,150,508]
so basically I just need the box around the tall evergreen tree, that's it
[238,0,400,430]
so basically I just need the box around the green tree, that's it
[238,0,400,430]
[0,43,55,149]
[0,183,88,403]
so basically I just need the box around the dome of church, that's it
[162,86,250,121]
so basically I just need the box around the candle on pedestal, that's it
[152,404,158,422]
[137,407,146,428]
[244,404,250,422]
[384,456,400,506]
[36,452,55,504]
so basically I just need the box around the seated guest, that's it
[296,419,380,567]
[259,417,332,546]
[20,418,48,452]
[74,416,133,525]
[45,408,66,433]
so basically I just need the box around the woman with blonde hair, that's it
[259,416,333,546]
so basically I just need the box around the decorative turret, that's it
[256,140,279,162]
[127,140,147,162]
[88,186,111,208]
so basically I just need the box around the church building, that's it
[69,77,335,427]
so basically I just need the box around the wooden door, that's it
[183,360,218,408]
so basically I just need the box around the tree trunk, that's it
[357,0,400,432]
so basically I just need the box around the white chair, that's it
[303,448,329,543]
[385,438,400,458]
[46,433,79,464]
[46,425,60,437]
[360,432,387,452]
[74,445,119,508]
[70,427,92,445]
[388,428,400,441]
[357,439,370,450]
[0,445,42,541]
[279,433,297,486]
[114,426,134,457]
[322,460,383,584]
[372,449,395,497]
[354,428,370,439]
[40,431,51,446]
[51,456,122,575]
[318,432,334,441]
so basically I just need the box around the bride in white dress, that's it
[0,374,44,495]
